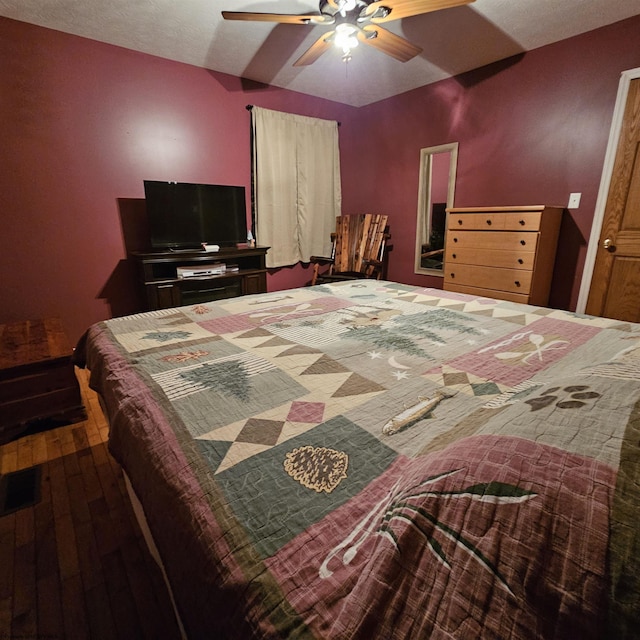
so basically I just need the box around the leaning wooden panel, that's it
[310,213,390,285]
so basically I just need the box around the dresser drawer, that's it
[448,211,543,231]
[445,245,536,270]
[444,283,530,305]
[179,277,242,305]
[447,230,539,252]
[445,264,533,295]
[0,358,76,402]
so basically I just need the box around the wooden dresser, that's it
[0,318,85,444]
[443,206,563,306]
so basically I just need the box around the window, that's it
[251,107,342,268]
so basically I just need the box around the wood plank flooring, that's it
[0,368,181,639]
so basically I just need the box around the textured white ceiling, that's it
[1,0,639,107]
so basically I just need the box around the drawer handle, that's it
[518,258,524,264]
[486,219,492,225]
[515,281,521,287]
[453,237,458,243]
[452,253,457,259]
[450,273,455,278]
[198,287,227,294]
[457,219,463,225]
[520,240,526,246]
[519,219,526,225]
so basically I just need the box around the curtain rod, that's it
[246,104,341,126]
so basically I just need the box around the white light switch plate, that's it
[568,192,581,209]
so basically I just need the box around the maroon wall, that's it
[0,17,355,342]
[2,15,640,344]
[341,15,640,309]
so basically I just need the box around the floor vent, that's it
[0,465,42,517]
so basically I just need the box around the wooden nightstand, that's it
[0,318,85,444]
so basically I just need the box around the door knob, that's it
[603,238,615,252]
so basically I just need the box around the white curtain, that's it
[252,107,341,268]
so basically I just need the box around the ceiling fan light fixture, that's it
[334,23,359,60]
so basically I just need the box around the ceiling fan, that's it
[222,0,475,65]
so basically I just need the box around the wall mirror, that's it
[414,142,459,275]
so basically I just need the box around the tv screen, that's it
[144,180,248,250]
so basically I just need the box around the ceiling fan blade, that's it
[358,24,422,62]
[293,32,335,66]
[364,0,475,23]
[222,11,329,25]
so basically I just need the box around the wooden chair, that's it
[310,213,390,286]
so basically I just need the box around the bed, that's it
[74,279,640,639]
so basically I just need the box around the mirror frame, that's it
[414,142,459,276]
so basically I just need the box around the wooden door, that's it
[586,78,640,322]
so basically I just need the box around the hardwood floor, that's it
[0,368,181,639]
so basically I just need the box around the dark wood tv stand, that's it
[133,246,269,311]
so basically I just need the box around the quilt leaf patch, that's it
[320,468,537,596]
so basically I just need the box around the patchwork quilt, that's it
[75,280,640,639]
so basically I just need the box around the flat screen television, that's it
[144,180,248,250]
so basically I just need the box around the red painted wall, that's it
[0,17,355,342]
[340,15,640,310]
[2,15,640,343]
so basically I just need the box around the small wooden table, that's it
[0,318,85,444]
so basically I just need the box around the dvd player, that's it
[177,264,226,278]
